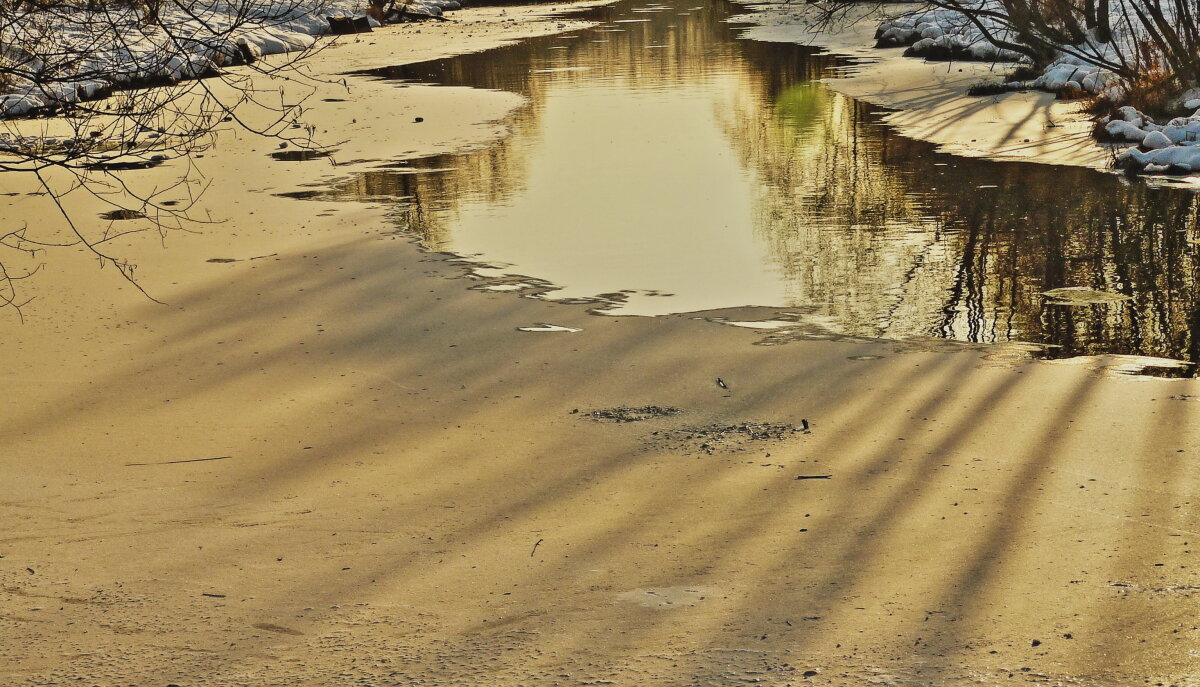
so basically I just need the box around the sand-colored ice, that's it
[1,2,1199,686]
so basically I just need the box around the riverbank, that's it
[732,1,1113,169]
[3,1,1200,685]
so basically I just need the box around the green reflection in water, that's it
[773,83,827,130]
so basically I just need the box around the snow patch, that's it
[0,0,465,118]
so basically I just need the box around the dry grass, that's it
[964,64,1052,98]
[1055,83,1088,100]
[0,57,14,93]
[1083,72,1176,120]
[1084,42,1179,120]
[966,81,1013,96]
[1008,64,1043,82]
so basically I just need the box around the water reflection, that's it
[307,0,1200,371]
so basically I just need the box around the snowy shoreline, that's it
[733,0,1200,176]
[731,1,1111,170]
[0,0,464,118]
[865,5,1200,174]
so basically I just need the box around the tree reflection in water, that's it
[301,0,1200,373]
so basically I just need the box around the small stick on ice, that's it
[530,538,544,557]
[126,456,231,466]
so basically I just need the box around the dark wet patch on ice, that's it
[270,149,334,162]
[86,158,164,172]
[652,420,809,455]
[99,209,145,220]
[275,189,327,200]
[581,405,682,422]
[252,622,304,635]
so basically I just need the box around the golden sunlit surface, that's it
[2,1,1200,685]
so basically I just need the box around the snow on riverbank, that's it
[872,8,1126,100]
[0,0,459,117]
[730,2,1108,168]
[876,6,1200,175]
[874,9,1023,61]
[1102,102,1200,173]
[735,0,1200,176]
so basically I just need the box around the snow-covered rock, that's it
[875,9,1025,61]
[872,8,1127,102]
[1106,106,1200,174]
[1106,119,1148,143]
[1120,145,1200,172]
[0,93,42,116]
[1142,130,1173,149]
